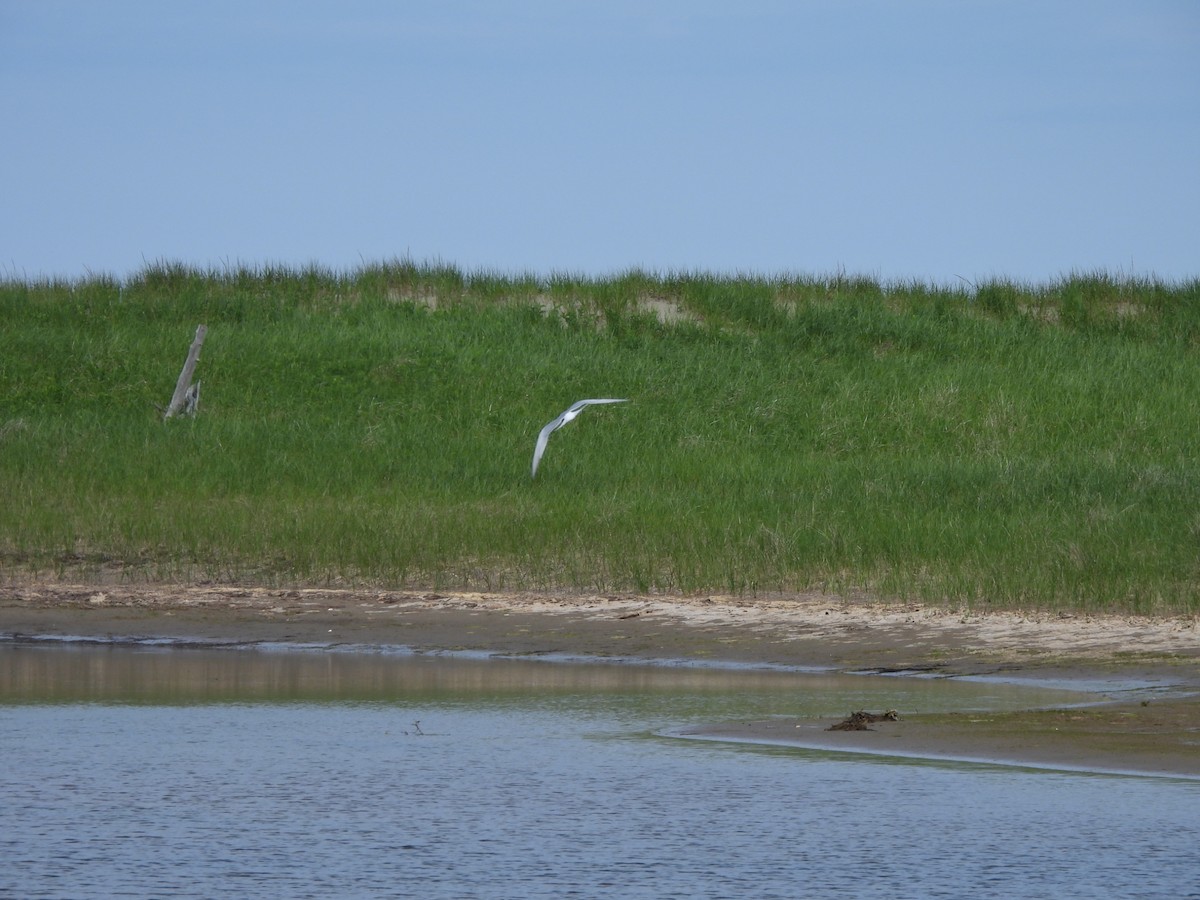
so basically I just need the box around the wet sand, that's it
[3,581,1199,777]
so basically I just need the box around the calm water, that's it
[2,642,1198,899]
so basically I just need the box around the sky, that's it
[2,1,1197,284]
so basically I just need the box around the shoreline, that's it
[673,697,1200,780]
[3,581,1199,777]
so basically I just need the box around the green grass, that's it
[2,261,1198,613]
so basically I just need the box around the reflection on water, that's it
[1,639,1090,712]
[3,642,1199,899]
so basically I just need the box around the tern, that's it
[531,398,629,478]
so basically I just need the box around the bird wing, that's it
[573,398,628,410]
[531,416,561,478]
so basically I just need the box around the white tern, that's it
[531,398,628,478]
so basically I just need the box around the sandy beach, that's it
[3,581,1199,777]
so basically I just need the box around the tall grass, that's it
[2,261,1197,613]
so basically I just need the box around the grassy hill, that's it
[2,261,1197,613]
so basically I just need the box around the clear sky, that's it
[3,1,1197,284]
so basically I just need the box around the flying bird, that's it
[531,398,629,478]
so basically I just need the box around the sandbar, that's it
[3,581,1198,777]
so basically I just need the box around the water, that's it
[2,643,1198,899]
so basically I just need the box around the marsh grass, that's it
[2,261,1197,613]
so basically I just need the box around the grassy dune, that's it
[1,261,1197,613]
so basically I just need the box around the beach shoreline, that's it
[3,581,1199,777]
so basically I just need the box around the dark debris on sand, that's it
[827,709,901,731]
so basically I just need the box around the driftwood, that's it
[163,325,207,419]
[826,709,900,731]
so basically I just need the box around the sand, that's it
[3,581,1199,777]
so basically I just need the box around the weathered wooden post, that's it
[163,324,207,419]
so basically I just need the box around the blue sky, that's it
[3,1,1197,283]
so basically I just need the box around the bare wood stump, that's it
[163,325,207,419]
